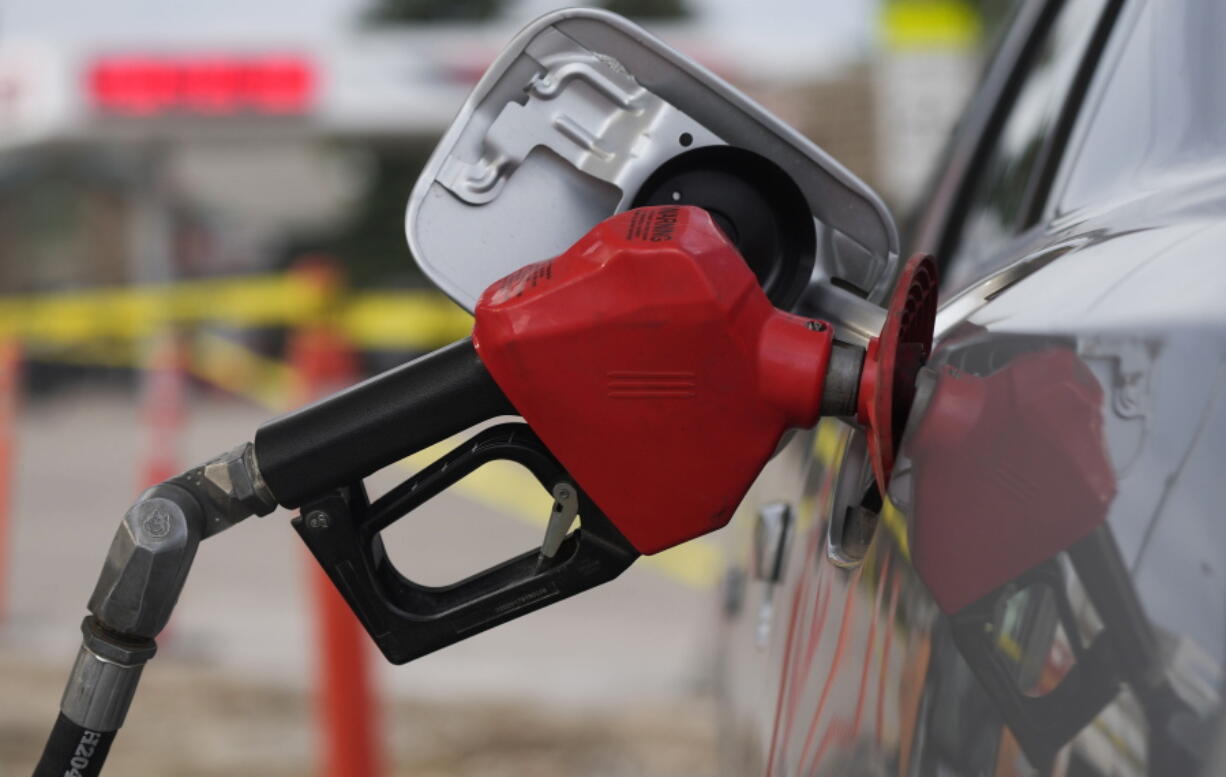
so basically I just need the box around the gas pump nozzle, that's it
[32,206,937,777]
[252,205,938,664]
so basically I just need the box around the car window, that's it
[942,0,1111,295]
[1056,0,1226,214]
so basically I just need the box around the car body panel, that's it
[713,0,1226,774]
[406,8,900,315]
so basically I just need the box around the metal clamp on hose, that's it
[61,617,158,734]
[33,444,278,777]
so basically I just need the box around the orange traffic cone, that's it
[0,337,20,624]
[289,256,381,777]
[138,330,186,491]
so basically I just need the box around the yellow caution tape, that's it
[0,275,324,344]
[0,274,468,351]
[190,331,298,413]
[339,291,472,351]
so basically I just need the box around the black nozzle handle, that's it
[254,337,514,507]
[293,423,639,664]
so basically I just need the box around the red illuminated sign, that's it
[88,56,315,116]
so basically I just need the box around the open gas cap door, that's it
[407,8,900,330]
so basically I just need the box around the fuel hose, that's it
[33,713,118,777]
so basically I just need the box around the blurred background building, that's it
[0,1,1007,775]
[0,0,1008,296]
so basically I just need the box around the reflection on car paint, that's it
[717,319,1224,775]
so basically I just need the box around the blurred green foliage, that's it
[365,0,688,23]
[603,0,688,20]
[365,0,501,23]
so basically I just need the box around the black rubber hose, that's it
[254,337,514,507]
[32,713,117,777]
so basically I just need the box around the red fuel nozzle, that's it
[274,206,937,664]
[475,206,937,554]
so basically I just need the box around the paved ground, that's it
[0,653,717,777]
[0,385,720,775]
